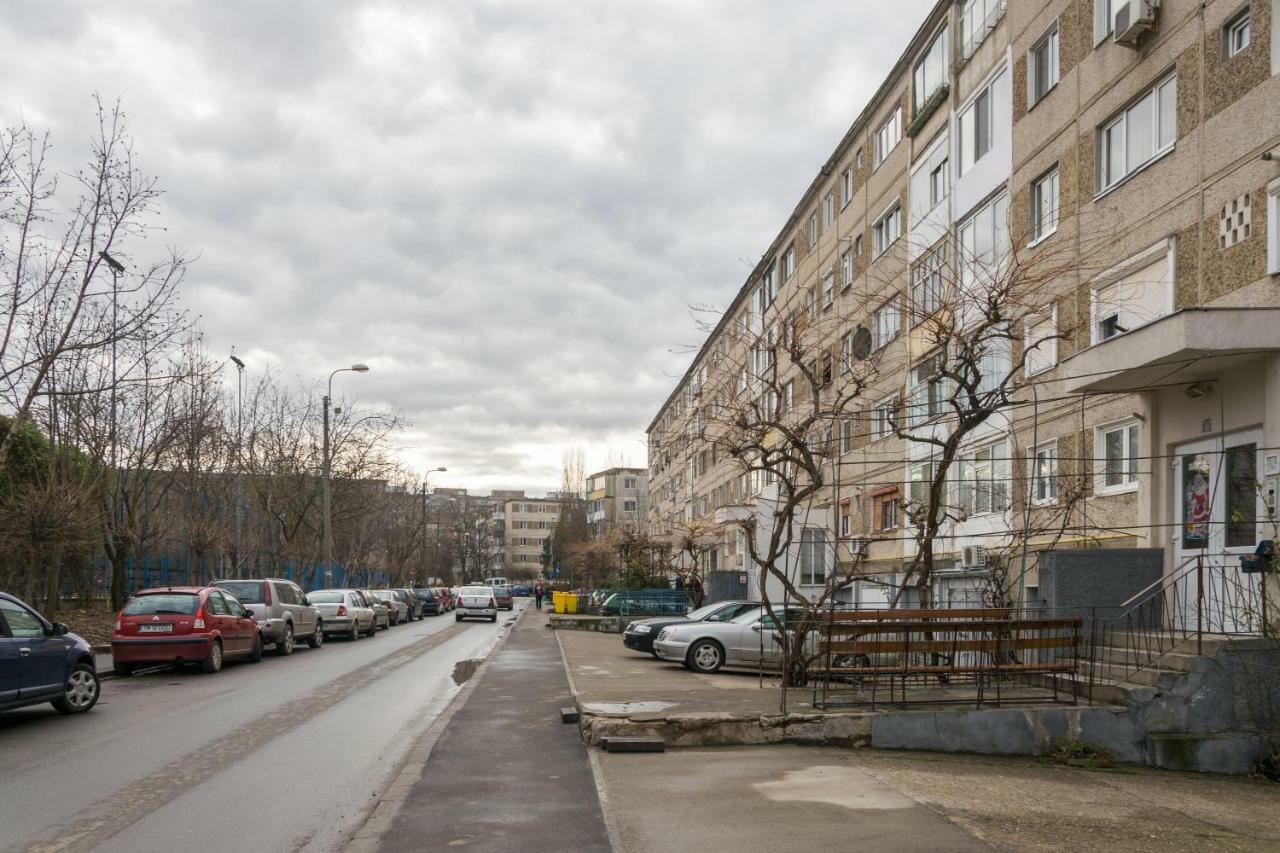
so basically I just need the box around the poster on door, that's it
[1182,454,1211,549]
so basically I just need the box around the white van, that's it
[482,576,510,589]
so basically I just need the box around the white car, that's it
[456,585,498,623]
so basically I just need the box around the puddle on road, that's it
[753,766,916,811]
[452,658,483,685]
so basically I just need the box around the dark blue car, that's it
[0,592,100,715]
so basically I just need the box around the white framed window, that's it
[874,106,902,168]
[841,249,853,289]
[1029,22,1059,108]
[907,352,950,427]
[873,298,900,350]
[1029,440,1058,504]
[956,438,1010,516]
[1090,239,1174,343]
[957,191,1010,298]
[1096,419,1140,494]
[909,132,949,226]
[856,148,864,168]
[1225,9,1251,59]
[822,271,835,307]
[840,332,854,373]
[824,193,835,228]
[961,0,1007,58]
[1268,179,1280,275]
[841,168,854,207]
[873,201,901,256]
[872,394,899,440]
[930,159,948,206]
[910,243,946,322]
[854,234,864,256]
[913,26,949,112]
[958,67,1007,175]
[1097,73,1177,193]
[840,418,855,454]
[1029,165,1059,244]
[781,247,796,281]
[907,460,936,510]
[799,529,828,586]
[1023,306,1057,376]
[781,380,794,414]
[1094,0,1113,45]
[975,335,1011,394]
[808,213,818,248]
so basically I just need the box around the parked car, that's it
[456,585,498,623]
[308,589,374,640]
[482,576,510,588]
[394,589,421,621]
[624,600,763,657]
[434,587,454,611]
[373,590,409,625]
[359,590,391,632]
[510,585,532,597]
[414,587,442,616]
[112,586,263,675]
[489,584,513,611]
[652,606,809,674]
[1,592,100,715]
[211,578,323,656]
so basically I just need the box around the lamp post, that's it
[100,251,126,608]
[322,363,370,588]
[419,467,446,586]
[229,354,245,579]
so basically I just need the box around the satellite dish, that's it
[851,326,873,360]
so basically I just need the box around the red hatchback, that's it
[111,586,263,676]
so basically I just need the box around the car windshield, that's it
[308,591,345,604]
[685,603,723,621]
[415,590,435,599]
[123,593,199,616]
[215,581,265,603]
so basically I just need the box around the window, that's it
[1028,23,1059,107]
[873,298,900,350]
[623,476,637,489]
[930,159,948,206]
[874,106,902,167]
[841,249,853,289]
[799,529,828,586]
[782,380,794,414]
[957,191,1010,298]
[1029,166,1059,244]
[824,193,835,228]
[1024,307,1057,375]
[781,247,796,281]
[959,68,1007,175]
[856,148,864,168]
[1097,420,1140,493]
[1094,0,1113,45]
[841,168,854,207]
[908,352,950,427]
[854,234,864,256]
[1225,9,1251,59]
[913,26,949,112]
[872,395,899,440]
[908,461,936,510]
[1030,440,1058,504]
[873,491,900,531]
[840,501,852,537]
[840,418,855,454]
[1268,180,1280,275]
[0,598,44,638]
[809,213,818,248]
[822,272,835,307]
[1091,241,1173,343]
[873,202,901,256]
[956,440,1011,516]
[1098,74,1177,192]
[207,592,229,615]
[910,244,946,322]
[909,133,949,225]
[961,0,1006,58]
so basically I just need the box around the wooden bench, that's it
[810,609,1083,708]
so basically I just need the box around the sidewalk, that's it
[374,609,612,853]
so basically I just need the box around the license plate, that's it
[139,623,173,633]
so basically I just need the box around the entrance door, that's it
[1172,430,1266,633]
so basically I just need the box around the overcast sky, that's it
[1,0,934,495]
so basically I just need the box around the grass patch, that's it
[1049,742,1115,771]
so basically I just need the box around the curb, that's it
[343,607,526,853]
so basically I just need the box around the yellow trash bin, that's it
[565,594,578,614]
[553,591,565,614]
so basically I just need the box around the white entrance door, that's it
[1172,430,1267,633]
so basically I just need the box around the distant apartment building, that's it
[646,0,1280,610]
[585,467,648,537]
[497,493,562,572]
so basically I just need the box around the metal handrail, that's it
[1118,554,1201,609]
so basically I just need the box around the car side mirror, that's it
[751,624,763,632]
[50,622,70,637]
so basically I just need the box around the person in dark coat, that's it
[534,582,545,610]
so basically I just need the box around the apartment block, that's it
[499,494,562,572]
[646,0,1280,611]
[586,467,649,537]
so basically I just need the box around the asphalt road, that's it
[0,606,515,853]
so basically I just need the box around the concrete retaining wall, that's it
[549,614,624,634]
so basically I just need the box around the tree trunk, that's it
[109,544,130,610]
[43,545,64,616]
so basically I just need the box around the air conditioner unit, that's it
[848,537,870,556]
[961,545,988,568]
[1114,0,1160,46]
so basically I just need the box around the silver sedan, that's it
[653,606,810,674]
[308,589,375,641]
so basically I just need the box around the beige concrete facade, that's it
[645,0,1280,607]
[586,467,648,538]
[499,495,561,572]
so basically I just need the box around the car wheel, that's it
[308,623,324,649]
[349,622,360,641]
[455,614,463,622]
[275,623,295,656]
[651,651,660,659]
[112,662,133,677]
[248,633,264,663]
[490,615,498,623]
[686,640,724,674]
[365,621,377,637]
[52,663,101,714]
[202,639,224,673]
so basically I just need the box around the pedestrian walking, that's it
[534,581,544,610]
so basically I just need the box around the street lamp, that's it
[322,363,371,587]
[229,353,246,579]
[419,467,447,586]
